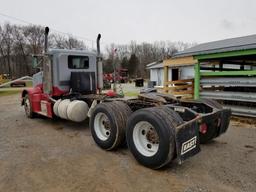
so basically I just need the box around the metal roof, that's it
[174,34,256,58]
[47,48,96,56]
[146,61,163,69]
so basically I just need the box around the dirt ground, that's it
[0,94,255,192]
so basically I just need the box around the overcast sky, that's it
[1,0,256,47]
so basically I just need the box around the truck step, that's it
[37,111,48,117]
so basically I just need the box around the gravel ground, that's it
[0,94,255,192]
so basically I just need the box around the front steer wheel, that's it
[23,95,35,118]
[126,107,183,169]
[90,101,132,151]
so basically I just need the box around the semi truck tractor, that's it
[21,27,231,169]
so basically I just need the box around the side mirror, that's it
[32,55,46,69]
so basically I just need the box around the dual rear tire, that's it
[90,103,183,169]
[90,101,132,150]
[199,98,223,144]
[126,107,183,169]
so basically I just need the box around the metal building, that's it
[146,61,164,86]
[164,34,256,117]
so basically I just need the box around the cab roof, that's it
[47,48,97,56]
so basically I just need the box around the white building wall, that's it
[180,66,194,79]
[149,68,164,86]
[149,65,195,87]
[150,70,157,82]
[167,66,194,81]
[168,68,172,81]
[158,68,164,86]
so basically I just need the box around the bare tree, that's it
[13,25,30,76]
[0,23,14,77]
[103,40,195,78]
[51,34,66,49]
[23,25,45,55]
[0,23,89,78]
[0,22,195,79]
[64,36,86,49]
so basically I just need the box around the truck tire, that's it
[111,101,133,147]
[160,106,183,127]
[126,107,183,169]
[199,124,217,144]
[199,98,222,144]
[24,95,35,118]
[90,101,131,150]
[201,98,223,109]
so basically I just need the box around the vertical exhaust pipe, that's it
[96,34,103,92]
[44,27,49,54]
[97,34,101,56]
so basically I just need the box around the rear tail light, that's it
[200,123,208,134]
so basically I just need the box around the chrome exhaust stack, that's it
[96,34,103,92]
[97,34,101,56]
[44,27,49,54]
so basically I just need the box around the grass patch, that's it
[0,90,21,97]
[26,81,33,87]
[124,91,139,97]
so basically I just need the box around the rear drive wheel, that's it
[90,101,131,150]
[24,95,35,118]
[199,99,223,144]
[126,107,183,169]
[199,123,217,144]
[200,98,223,109]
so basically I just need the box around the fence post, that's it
[164,66,168,93]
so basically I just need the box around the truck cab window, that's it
[68,56,89,69]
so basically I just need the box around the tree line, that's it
[0,23,86,78]
[104,41,195,78]
[0,23,195,79]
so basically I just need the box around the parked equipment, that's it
[103,68,129,84]
[21,27,231,169]
[0,75,31,88]
[135,78,144,87]
[10,80,26,87]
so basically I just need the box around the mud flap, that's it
[175,120,201,164]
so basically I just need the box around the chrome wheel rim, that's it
[94,112,111,141]
[133,121,159,157]
[24,98,31,116]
